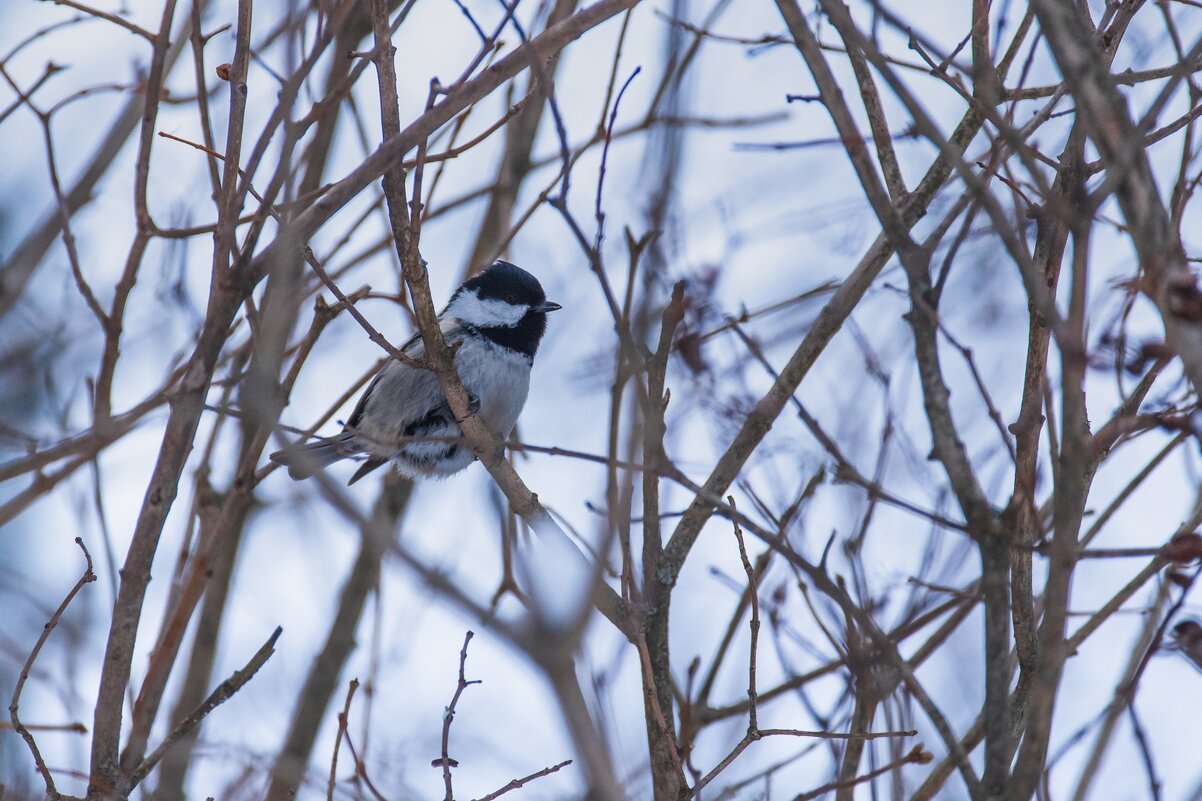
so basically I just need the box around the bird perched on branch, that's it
[271,260,561,484]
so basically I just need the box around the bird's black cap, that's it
[463,260,548,307]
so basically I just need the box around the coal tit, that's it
[271,260,561,483]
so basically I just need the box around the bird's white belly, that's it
[460,342,531,439]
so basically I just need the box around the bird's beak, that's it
[533,301,562,313]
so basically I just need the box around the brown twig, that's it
[691,729,918,798]
[731,498,761,733]
[9,537,96,801]
[39,0,155,40]
[438,632,481,800]
[328,679,359,801]
[793,745,932,801]
[301,246,422,367]
[473,759,573,801]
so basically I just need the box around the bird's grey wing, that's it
[345,329,429,430]
[394,324,481,432]
[346,372,382,431]
[344,320,472,455]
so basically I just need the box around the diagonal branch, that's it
[253,0,642,282]
[122,626,283,794]
[662,88,989,590]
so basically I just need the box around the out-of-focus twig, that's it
[9,537,96,801]
[327,679,359,801]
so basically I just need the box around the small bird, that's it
[271,260,561,484]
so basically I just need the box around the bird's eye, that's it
[506,294,519,304]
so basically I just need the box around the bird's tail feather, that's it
[348,458,386,485]
[269,434,357,480]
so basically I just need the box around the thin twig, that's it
[328,679,360,801]
[40,0,155,41]
[9,537,95,801]
[123,626,283,793]
[439,631,481,800]
[730,498,761,734]
[793,745,932,801]
[473,759,573,801]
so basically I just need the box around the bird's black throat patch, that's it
[466,312,547,359]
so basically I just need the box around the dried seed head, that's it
[1163,532,1202,564]
[908,745,934,764]
[1170,618,1202,673]
[1167,569,1192,589]
[1166,270,1202,321]
[1172,619,1202,642]
[675,331,708,374]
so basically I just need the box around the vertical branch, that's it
[834,695,878,801]
[210,0,255,276]
[328,679,360,801]
[149,497,246,801]
[1004,125,1082,750]
[1007,195,1095,801]
[119,481,237,776]
[368,0,411,262]
[93,0,181,419]
[839,26,906,200]
[438,632,481,801]
[1006,5,1181,797]
[640,282,686,801]
[728,500,760,736]
[88,0,233,795]
[971,0,999,101]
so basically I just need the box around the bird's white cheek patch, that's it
[447,292,526,327]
